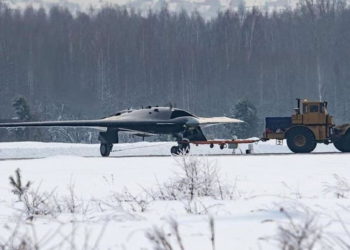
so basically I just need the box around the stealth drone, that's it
[0,106,242,156]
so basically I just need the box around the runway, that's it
[0,151,346,161]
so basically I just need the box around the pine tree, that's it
[12,97,33,140]
[12,96,32,121]
[231,100,259,139]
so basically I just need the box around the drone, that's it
[0,106,247,156]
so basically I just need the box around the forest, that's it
[0,0,349,142]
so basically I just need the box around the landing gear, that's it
[98,128,118,157]
[171,141,190,156]
[171,146,180,155]
[100,143,113,157]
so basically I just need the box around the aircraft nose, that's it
[185,117,200,127]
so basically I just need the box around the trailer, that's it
[189,139,260,149]
[173,138,260,155]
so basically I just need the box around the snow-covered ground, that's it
[0,139,339,159]
[0,141,349,249]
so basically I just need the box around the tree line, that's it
[0,0,349,142]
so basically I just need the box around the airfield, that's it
[0,141,350,249]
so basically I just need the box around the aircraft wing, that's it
[118,128,156,137]
[197,117,243,127]
[0,119,130,128]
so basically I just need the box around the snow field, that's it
[0,139,339,159]
[0,142,349,249]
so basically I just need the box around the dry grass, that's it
[146,217,216,250]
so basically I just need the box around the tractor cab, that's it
[295,99,327,113]
[292,99,334,128]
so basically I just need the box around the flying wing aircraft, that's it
[0,106,243,156]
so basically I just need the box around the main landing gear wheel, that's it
[171,143,190,156]
[333,131,350,152]
[171,146,180,155]
[286,127,316,153]
[100,143,113,157]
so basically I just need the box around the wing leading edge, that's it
[0,119,135,128]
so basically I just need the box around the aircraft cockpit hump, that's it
[170,109,195,119]
[113,109,132,116]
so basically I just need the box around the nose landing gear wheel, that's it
[100,143,113,157]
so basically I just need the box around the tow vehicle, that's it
[263,98,350,153]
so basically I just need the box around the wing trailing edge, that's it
[197,117,243,127]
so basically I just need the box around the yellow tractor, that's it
[263,98,350,153]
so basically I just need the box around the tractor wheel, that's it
[100,143,113,157]
[333,131,350,152]
[286,127,317,153]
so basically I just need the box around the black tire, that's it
[100,143,113,157]
[171,146,180,155]
[286,127,316,153]
[171,143,190,156]
[333,131,350,152]
[179,143,190,154]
